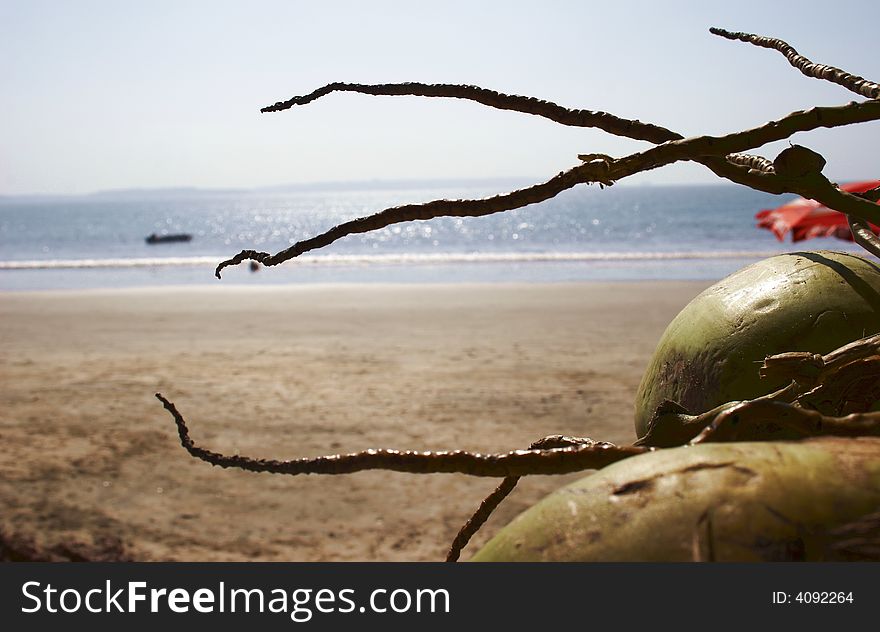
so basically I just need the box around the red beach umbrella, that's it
[756,180,880,243]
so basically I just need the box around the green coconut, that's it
[471,437,880,562]
[634,251,880,439]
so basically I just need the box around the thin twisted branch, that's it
[156,393,646,477]
[710,27,880,99]
[261,81,681,143]
[760,333,880,385]
[215,165,591,277]
[218,27,880,275]
[193,29,880,562]
[845,186,880,257]
[447,398,880,560]
[259,81,776,193]
[823,333,880,367]
[598,102,880,219]
[641,336,880,447]
[444,435,610,563]
[159,329,880,560]
[442,399,880,560]
[445,477,518,563]
[217,98,880,275]
[257,80,798,187]
[620,101,880,178]
[862,185,880,203]
[848,215,880,258]
[691,400,880,444]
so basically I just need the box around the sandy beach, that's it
[0,281,709,561]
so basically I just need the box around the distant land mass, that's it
[0,177,549,204]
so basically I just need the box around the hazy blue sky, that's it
[1,0,878,194]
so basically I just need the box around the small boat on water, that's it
[145,233,193,244]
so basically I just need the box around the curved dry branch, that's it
[258,81,779,195]
[710,27,880,99]
[691,400,880,444]
[445,478,518,563]
[156,393,646,477]
[444,396,880,559]
[218,98,880,275]
[609,102,880,221]
[164,27,880,564]
[822,333,880,367]
[851,185,880,254]
[623,101,880,176]
[848,215,880,258]
[759,334,880,386]
[643,336,880,447]
[260,81,681,143]
[258,81,836,185]
[847,186,880,257]
[158,328,880,560]
[444,435,609,563]
[796,176,880,225]
[219,26,880,274]
[215,164,593,276]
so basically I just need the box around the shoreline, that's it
[0,249,830,293]
[0,280,709,561]
[0,277,710,294]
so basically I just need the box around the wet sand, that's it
[0,281,708,561]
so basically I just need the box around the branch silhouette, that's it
[216,28,880,277]
[161,27,880,561]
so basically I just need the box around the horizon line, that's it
[0,176,758,200]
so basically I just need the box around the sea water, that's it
[0,182,867,290]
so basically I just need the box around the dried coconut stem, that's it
[445,477,518,563]
[219,27,880,276]
[862,186,880,203]
[444,435,612,562]
[617,101,880,180]
[217,97,880,275]
[691,400,880,444]
[847,187,880,256]
[847,216,880,258]
[156,393,645,477]
[179,27,880,562]
[217,26,880,275]
[159,330,880,560]
[261,81,680,143]
[215,166,590,276]
[259,81,778,196]
[710,27,880,99]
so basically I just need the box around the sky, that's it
[1,0,878,195]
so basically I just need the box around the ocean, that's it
[0,182,867,290]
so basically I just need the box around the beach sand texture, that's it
[0,281,707,561]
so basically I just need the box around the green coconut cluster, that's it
[634,251,880,438]
[472,437,880,561]
[474,251,880,561]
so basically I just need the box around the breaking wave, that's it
[0,251,784,270]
